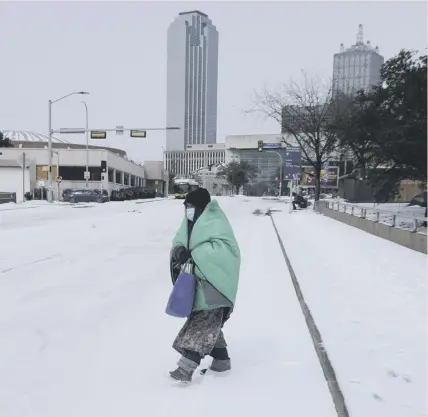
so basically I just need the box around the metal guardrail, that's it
[0,192,17,204]
[324,201,427,234]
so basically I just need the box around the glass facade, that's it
[236,149,288,196]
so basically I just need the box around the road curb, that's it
[269,213,350,417]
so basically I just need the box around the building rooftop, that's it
[0,130,128,159]
[1,130,70,144]
[337,24,381,55]
[179,10,208,17]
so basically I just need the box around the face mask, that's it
[186,207,195,221]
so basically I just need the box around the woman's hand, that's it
[171,246,191,264]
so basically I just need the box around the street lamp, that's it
[81,101,89,187]
[47,91,89,202]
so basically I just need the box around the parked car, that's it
[69,189,109,204]
[93,189,109,198]
[110,190,125,201]
[62,188,74,202]
[409,191,427,208]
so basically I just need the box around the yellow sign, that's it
[91,131,107,139]
[130,130,146,138]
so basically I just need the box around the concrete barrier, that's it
[315,202,427,255]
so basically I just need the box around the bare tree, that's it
[246,72,343,201]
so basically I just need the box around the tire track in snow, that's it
[268,211,350,417]
[0,254,61,274]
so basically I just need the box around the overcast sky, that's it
[1,1,426,163]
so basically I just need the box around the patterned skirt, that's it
[173,308,228,357]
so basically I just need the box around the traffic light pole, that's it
[52,126,180,135]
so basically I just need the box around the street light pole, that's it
[48,100,52,202]
[47,91,89,202]
[161,145,165,170]
[82,101,89,187]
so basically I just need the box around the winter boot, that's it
[210,358,231,372]
[169,367,193,384]
[169,355,199,384]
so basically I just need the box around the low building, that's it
[143,161,169,195]
[0,130,168,202]
[225,133,348,196]
[225,134,288,196]
[164,143,225,177]
[0,157,33,204]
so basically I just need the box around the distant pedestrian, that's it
[169,188,241,383]
[292,192,307,210]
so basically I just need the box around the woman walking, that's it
[169,188,241,383]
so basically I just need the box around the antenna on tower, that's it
[357,24,363,44]
[340,43,344,52]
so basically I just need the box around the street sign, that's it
[284,147,302,181]
[91,131,107,139]
[130,130,147,138]
[56,176,62,184]
[263,143,282,149]
[116,125,124,136]
[59,128,86,134]
[84,171,90,180]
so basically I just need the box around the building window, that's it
[89,167,102,181]
[59,166,85,181]
[108,168,114,183]
[115,170,122,184]
[57,166,102,181]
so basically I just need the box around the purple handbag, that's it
[166,261,196,318]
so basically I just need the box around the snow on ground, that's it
[272,208,427,417]
[0,197,335,417]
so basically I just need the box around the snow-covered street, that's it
[0,197,426,417]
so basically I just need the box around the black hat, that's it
[185,188,211,210]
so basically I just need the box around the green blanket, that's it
[172,200,241,311]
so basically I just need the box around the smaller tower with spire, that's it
[356,24,364,45]
[332,25,384,96]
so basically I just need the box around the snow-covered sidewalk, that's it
[0,198,335,417]
[272,208,427,417]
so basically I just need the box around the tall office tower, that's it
[166,11,219,151]
[332,24,384,97]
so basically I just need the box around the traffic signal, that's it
[257,140,264,152]
[101,160,107,173]
[130,130,146,138]
[91,131,107,139]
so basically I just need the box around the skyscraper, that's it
[332,24,384,97]
[166,11,219,151]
